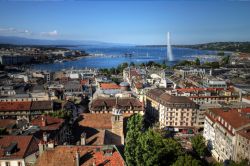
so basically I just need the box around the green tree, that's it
[139,129,183,166]
[220,55,230,66]
[227,159,249,166]
[195,58,201,66]
[203,61,220,68]
[172,154,202,166]
[124,114,144,166]
[130,62,135,67]
[191,135,207,158]
[161,63,167,69]
[110,67,116,75]
[217,51,225,56]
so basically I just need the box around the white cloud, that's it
[0,27,16,32]
[41,30,58,37]
[0,26,59,38]
[0,27,32,35]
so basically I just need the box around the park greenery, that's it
[124,114,202,166]
[99,61,167,77]
[174,55,230,69]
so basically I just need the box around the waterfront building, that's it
[0,54,33,65]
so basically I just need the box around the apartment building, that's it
[203,108,250,162]
[145,88,200,131]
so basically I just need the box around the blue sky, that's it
[0,0,250,45]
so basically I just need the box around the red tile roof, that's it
[30,101,53,111]
[79,113,112,129]
[80,79,89,86]
[147,89,197,106]
[208,108,250,129]
[31,115,64,131]
[35,145,125,166]
[134,82,143,89]
[100,83,120,90]
[237,126,250,140]
[0,101,32,112]
[0,119,16,129]
[0,135,39,159]
[176,88,224,92]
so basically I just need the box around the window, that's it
[5,162,10,166]
[18,162,22,166]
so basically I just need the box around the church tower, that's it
[111,97,124,144]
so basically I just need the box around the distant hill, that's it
[141,42,250,53]
[0,36,130,46]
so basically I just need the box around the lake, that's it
[32,46,219,71]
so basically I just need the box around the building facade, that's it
[203,108,250,163]
[146,88,200,131]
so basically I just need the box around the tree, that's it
[172,154,202,166]
[124,114,144,166]
[220,55,230,66]
[191,135,207,158]
[139,129,183,166]
[195,58,201,66]
[227,159,250,166]
[130,62,135,67]
[217,51,225,56]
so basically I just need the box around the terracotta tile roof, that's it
[92,98,142,107]
[176,88,224,92]
[237,126,250,140]
[209,108,250,129]
[31,115,64,131]
[0,119,16,129]
[80,79,89,86]
[146,88,165,97]
[85,129,105,145]
[0,135,39,159]
[0,101,31,112]
[100,83,120,90]
[30,101,53,111]
[240,108,250,114]
[147,89,197,107]
[79,113,112,129]
[134,82,143,89]
[90,98,143,112]
[159,93,195,104]
[129,69,140,77]
[35,145,125,166]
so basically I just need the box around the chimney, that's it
[38,142,45,156]
[41,115,47,127]
[47,141,55,149]
[115,97,118,106]
[43,132,48,142]
[80,132,86,145]
[75,150,80,166]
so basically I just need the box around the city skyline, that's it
[0,0,250,45]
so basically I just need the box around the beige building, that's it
[203,108,250,163]
[146,88,200,131]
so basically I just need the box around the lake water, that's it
[32,46,218,71]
